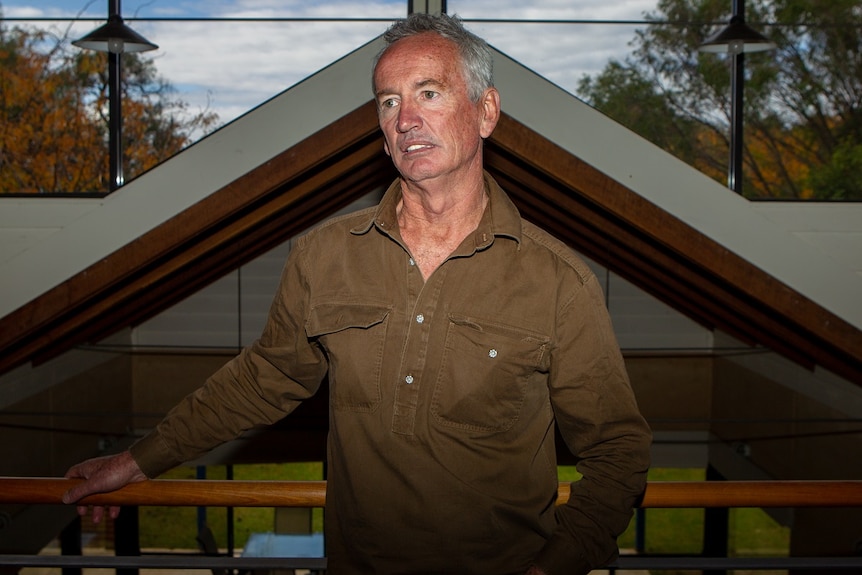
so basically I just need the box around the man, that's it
[64,13,651,575]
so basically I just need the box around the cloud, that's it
[8,0,657,128]
[150,20,391,124]
[128,1,407,123]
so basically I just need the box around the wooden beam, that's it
[487,113,861,385]
[4,477,862,509]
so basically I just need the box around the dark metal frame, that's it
[3,552,862,571]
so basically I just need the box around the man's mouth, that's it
[403,143,433,153]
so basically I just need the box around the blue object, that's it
[242,533,325,558]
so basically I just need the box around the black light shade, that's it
[72,15,157,53]
[699,16,775,54]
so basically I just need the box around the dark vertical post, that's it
[703,464,729,575]
[408,0,447,15]
[108,0,123,191]
[114,506,140,575]
[60,516,82,575]
[728,0,745,194]
[635,507,646,554]
[196,465,207,535]
[226,464,235,556]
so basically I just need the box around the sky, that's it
[3,0,663,131]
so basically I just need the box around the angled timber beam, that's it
[0,101,390,375]
[486,113,862,386]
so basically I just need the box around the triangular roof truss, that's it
[2,102,859,385]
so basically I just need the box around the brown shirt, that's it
[131,173,651,575]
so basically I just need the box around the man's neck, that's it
[396,174,488,280]
[397,173,487,230]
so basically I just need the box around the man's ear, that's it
[479,87,501,139]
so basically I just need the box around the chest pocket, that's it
[307,303,392,412]
[431,314,550,433]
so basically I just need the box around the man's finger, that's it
[62,483,88,505]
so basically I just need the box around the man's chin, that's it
[395,164,441,184]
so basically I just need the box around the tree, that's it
[577,0,862,200]
[0,17,218,194]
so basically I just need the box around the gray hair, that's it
[373,13,494,102]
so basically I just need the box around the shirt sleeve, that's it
[533,272,652,575]
[130,243,329,478]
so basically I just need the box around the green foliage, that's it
[577,61,703,164]
[806,139,862,200]
[577,0,862,199]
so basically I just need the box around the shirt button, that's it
[409,258,416,266]
[405,375,414,385]
[416,314,424,324]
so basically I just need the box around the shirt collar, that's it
[351,171,523,248]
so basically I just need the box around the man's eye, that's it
[380,98,398,109]
[422,91,438,99]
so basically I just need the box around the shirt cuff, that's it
[128,431,182,479]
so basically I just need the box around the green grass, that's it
[138,462,324,550]
[559,467,790,561]
[137,465,790,559]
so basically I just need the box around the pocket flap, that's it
[306,303,391,337]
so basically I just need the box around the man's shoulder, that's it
[295,206,377,248]
[520,219,595,286]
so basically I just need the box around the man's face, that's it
[373,33,498,187]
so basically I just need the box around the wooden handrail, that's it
[2,478,862,508]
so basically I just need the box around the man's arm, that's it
[61,244,326,518]
[533,273,651,575]
[62,450,147,522]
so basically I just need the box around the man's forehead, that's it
[374,37,460,91]
[377,34,457,67]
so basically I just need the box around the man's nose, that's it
[397,101,421,133]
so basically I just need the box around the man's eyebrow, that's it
[376,77,447,95]
[416,78,446,90]
[374,78,448,100]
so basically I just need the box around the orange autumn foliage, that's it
[0,25,217,194]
